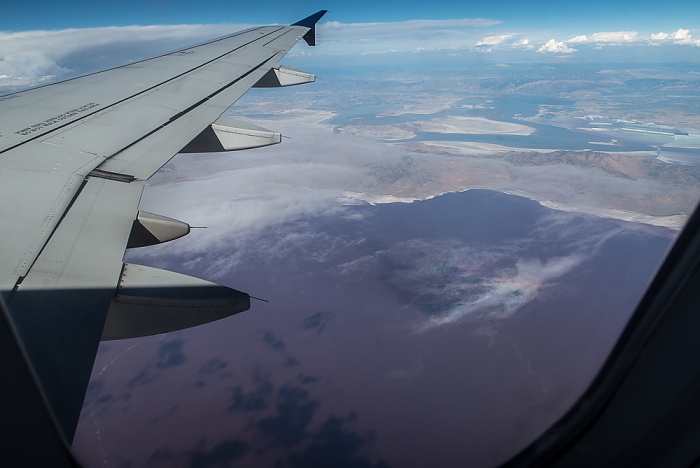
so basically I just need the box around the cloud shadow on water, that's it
[228,367,274,413]
[222,365,386,466]
[297,373,322,385]
[188,439,249,468]
[289,415,390,468]
[198,357,228,375]
[257,385,320,448]
[157,339,187,369]
[302,311,335,334]
[259,330,287,352]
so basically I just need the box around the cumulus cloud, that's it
[537,39,576,54]
[477,35,512,45]
[566,31,640,46]
[473,34,539,52]
[651,32,670,41]
[651,28,700,46]
[566,28,700,48]
[652,28,689,41]
[475,34,514,50]
[673,28,691,40]
[568,35,588,43]
[510,38,534,50]
[590,31,639,43]
[0,51,68,87]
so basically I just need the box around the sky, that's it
[2,0,699,31]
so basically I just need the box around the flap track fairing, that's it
[253,65,315,88]
[180,116,282,153]
[102,264,250,340]
[127,211,190,248]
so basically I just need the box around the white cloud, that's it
[567,31,640,45]
[673,28,691,40]
[319,18,501,31]
[4,19,698,92]
[417,255,585,332]
[567,29,700,48]
[323,20,343,30]
[0,18,507,90]
[537,39,576,54]
[590,31,639,43]
[651,32,670,41]
[0,24,240,90]
[315,18,503,54]
[650,28,700,46]
[476,34,513,47]
[568,35,588,43]
[474,34,539,52]
[655,28,690,41]
[474,34,517,52]
[510,38,534,50]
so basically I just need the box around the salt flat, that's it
[415,116,535,135]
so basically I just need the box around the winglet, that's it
[292,10,328,47]
[292,10,328,28]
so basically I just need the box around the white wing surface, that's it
[0,10,327,444]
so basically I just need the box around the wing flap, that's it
[0,171,86,289]
[6,177,142,441]
[17,177,142,289]
[0,141,106,289]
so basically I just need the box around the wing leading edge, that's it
[0,10,327,447]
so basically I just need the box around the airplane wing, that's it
[0,10,327,447]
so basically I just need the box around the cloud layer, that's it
[2,20,698,90]
[0,24,238,90]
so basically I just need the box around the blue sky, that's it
[2,0,699,31]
